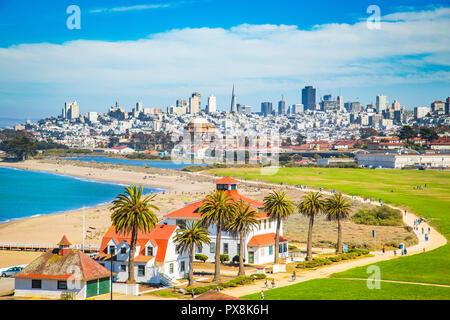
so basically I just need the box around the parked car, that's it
[1,266,23,277]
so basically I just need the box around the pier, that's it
[0,242,99,253]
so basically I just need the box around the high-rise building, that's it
[230,85,237,113]
[62,101,79,120]
[207,95,217,113]
[261,102,272,116]
[337,96,344,110]
[291,104,304,114]
[278,96,286,115]
[302,86,316,111]
[446,97,450,115]
[431,101,445,115]
[189,92,201,114]
[237,104,251,113]
[376,95,388,113]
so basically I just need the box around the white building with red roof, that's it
[94,223,188,285]
[162,176,289,266]
[14,235,111,299]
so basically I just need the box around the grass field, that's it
[208,167,450,299]
[241,278,450,300]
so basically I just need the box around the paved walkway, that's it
[193,174,448,298]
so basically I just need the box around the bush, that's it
[195,254,208,263]
[220,254,230,263]
[232,255,245,264]
[250,273,266,280]
[352,206,403,226]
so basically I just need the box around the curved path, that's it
[192,172,447,298]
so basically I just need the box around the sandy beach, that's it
[0,159,415,269]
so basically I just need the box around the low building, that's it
[317,157,355,166]
[105,146,135,154]
[162,177,289,265]
[94,223,188,285]
[14,236,110,299]
[356,153,450,168]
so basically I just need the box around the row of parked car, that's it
[1,266,23,277]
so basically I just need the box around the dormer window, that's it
[109,245,116,255]
[147,247,153,256]
[120,247,127,254]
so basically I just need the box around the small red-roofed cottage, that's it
[162,177,289,265]
[94,223,188,285]
[14,236,111,299]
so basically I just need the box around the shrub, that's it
[232,255,245,264]
[250,273,266,280]
[352,206,403,226]
[195,254,208,263]
[220,254,230,263]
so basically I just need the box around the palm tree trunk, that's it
[127,226,137,283]
[238,230,245,277]
[274,217,281,264]
[188,243,194,287]
[306,214,315,261]
[337,217,343,254]
[214,222,222,282]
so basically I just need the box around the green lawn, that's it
[209,167,450,298]
[241,278,450,300]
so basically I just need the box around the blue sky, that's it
[0,0,449,118]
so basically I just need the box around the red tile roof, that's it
[15,249,110,281]
[163,190,268,219]
[57,235,72,247]
[213,176,241,184]
[247,233,288,246]
[99,224,177,263]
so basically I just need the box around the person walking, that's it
[271,279,276,289]
[393,249,397,256]
[260,290,264,300]
[265,279,269,288]
[382,247,385,254]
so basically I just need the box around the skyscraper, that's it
[376,95,388,113]
[278,96,286,115]
[62,101,79,120]
[207,95,216,113]
[189,92,201,114]
[230,85,237,113]
[261,102,272,116]
[302,86,316,111]
[337,95,344,110]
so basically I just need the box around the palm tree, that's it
[173,219,210,286]
[110,185,159,283]
[298,191,325,261]
[199,190,236,282]
[324,193,352,253]
[226,200,259,276]
[263,190,295,264]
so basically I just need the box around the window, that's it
[269,220,272,228]
[169,263,174,274]
[120,247,127,254]
[264,220,267,229]
[269,245,273,255]
[120,265,127,272]
[138,265,145,277]
[176,219,186,227]
[180,261,185,272]
[237,243,240,254]
[57,280,67,290]
[210,242,216,253]
[223,243,228,255]
[196,245,202,254]
[109,245,115,255]
[32,279,42,289]
[258,221,261,230]
[147,247,153,256]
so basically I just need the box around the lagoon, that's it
[0,166,162,223]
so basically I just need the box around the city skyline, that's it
[0,1,449,118]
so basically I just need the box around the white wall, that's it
[14,278,86,300]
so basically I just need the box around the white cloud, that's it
[0,7,449,113]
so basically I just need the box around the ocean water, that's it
[65,156,207,170]
[0,167,163,223]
